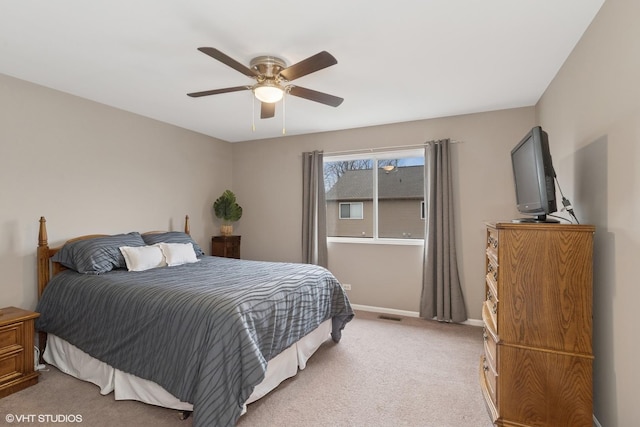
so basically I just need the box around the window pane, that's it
[325,160,373,238]
[339,203,351,219]
[378,157,425,239]
[350,203,363,219]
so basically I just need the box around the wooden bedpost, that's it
[37,216,50,362]
[185,215,190,235]
[37,217,50,299]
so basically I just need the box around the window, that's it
[324,149,425,241]
[339,202,363,219]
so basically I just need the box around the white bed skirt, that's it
[43,319,332,413]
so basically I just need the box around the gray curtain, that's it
[302,150,328,267]
[420,140,467,322]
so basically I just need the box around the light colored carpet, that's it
[0,310,492,426]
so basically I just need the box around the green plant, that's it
[213,190,243,223]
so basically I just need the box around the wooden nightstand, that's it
[0,307,40,398]
[211,235,241,259]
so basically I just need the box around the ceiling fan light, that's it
[254,82,284,103]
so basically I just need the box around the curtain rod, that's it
[323,139,462,156]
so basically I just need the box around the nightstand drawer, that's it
[0,350,24,383]
[0,307,40,398]
[0,323,23,354]
[211,235,241,259]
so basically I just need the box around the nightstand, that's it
[211,235,241,259]
[0,307,40,398]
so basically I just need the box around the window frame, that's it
[324,148,425,245]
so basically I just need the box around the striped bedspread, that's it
[35,256,353,426]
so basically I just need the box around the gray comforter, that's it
[35,256,353,426]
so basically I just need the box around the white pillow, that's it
[119,245,166,272]
[158,242,199,267]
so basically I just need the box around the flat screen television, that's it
[510,126,558,223]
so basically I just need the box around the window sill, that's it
[327,237,424,246]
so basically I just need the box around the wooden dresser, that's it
[480,222,595,426]
[0,307,40,398]
[211,235,241,259]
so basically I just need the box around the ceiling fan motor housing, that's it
[250,56,287,83]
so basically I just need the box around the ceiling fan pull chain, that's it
[282,94,286,135]
[252,94,256,132]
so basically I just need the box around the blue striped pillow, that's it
[52,232,146,274]
[141,232,205,257]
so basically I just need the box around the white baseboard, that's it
[351,304,483,326]
[351,304,420,318]
[462,318,484,327]
[593,414,602,427]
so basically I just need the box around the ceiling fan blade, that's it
[197,47,258,78]
[288,86,344,107]
[279,51,337,81]
[261,102,276,119]
[187,86,249,97]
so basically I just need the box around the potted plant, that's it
[213,190,243,236]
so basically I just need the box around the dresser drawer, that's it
[486,228,499,258]
[483,306,499,346]
[483,326,498,371]
[483,291,498,335]
[481,355,498,409]
[0,323,23,354]
[486,259,498,293]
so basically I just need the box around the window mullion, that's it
[373,157,379,239]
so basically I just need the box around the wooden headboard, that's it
[36,215,191,299]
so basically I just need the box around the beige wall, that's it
[0,73,232,311]
[232,107,535,319]
[3,4,631,421]
[536,0,640,425]
[6,7,631,420]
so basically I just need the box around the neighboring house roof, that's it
[325,165,424,201]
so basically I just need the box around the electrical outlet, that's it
[342,283,352,291]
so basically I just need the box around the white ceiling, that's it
[0,1,604,143]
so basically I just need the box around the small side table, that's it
[0,307,40,398]
[211,235,241,259]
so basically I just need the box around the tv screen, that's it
[510,126,558,223]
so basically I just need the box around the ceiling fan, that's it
[187,48,344,119]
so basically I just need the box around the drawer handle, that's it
[486,290,493,302]
[487,264,494,273]
[483,331,488,341]
[492,302,497,315]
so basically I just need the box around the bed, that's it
[35,216,353,427]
